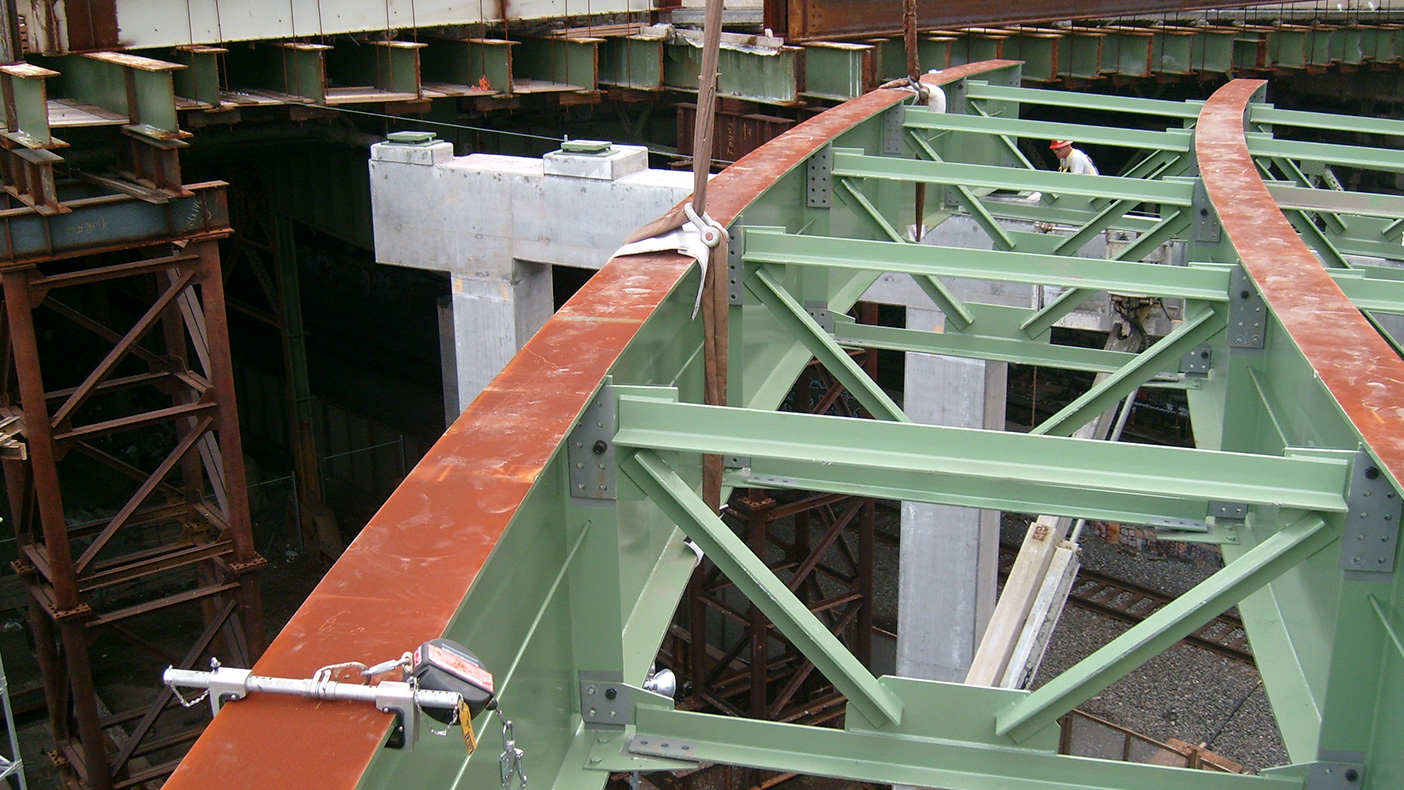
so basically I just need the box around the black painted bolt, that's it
[605,687,617,700]
[1240,290,1251,299]
[593,440,608,454]
[1346,769,1359,782]
[1366,466,1381,480]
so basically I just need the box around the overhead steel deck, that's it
[167,60,1404,789]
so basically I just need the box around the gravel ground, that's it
[1004,514,1291,773]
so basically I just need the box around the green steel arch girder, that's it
[169,61,1404,790]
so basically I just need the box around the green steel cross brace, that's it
[620,449,906,728]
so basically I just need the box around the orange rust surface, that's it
[1197,80,1404,484]
[165,61,1019,789]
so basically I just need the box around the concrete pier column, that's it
[442,261,554,422]
[895,305,1006,682]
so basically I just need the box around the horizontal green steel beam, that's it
[833,151,1194,205]
[1251,136,1404,175]
[741,229,1230,300]
[1267,183,1404,221]
[903,106,1194,152]
[1252,105,1404,139]
[612,397,1352,520]
[626,690,1301,790]
[996,512,1333,742]
[1331,271,1404,315]
[832,315,1158,376]
[965,81,1203,120]
[622,449,905,727]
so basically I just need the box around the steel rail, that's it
[1197,80,1404,490]
[163,60,1023,790]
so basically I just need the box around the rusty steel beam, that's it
[1197,83,1404,487]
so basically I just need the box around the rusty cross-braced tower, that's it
[1,214,266,789]
[0,63,265,783]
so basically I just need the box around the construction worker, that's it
[1050,140,1097,175]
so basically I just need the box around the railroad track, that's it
[998,545,1255,666]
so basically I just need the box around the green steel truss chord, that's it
[996,512,1333,743]
[1286,210,1353,270]
[1251,136,1404,175]
[1268,183,1404,221]
[1052,197,1145,256]
[1020,287,1095,338]
[1108,208,1192,263]
[966,81,1204,120]
[907,131,1017,252]
[625,693,1300,790]
[902,106,1195,153]
[911,275,976,331]
[833,151,1195,205]
[748,265,909,423]
[1252,105,1404,139]
[611,396,1352,522]
[833,314,1169,377]
[621,449,906,728]
[1337,271,1404,315]
[1031,303,1227,437]
[742,229,1232,301]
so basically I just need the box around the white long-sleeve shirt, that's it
[1059,147,1098,175]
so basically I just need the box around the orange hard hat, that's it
[1050,139,1073,150]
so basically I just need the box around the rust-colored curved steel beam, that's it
[164,60,1021,790]
[1197,80,1404,485]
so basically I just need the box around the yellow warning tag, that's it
[459,699,477,755]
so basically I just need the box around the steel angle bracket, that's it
[1300,751,1365,789]
[882,105,905,156]
[1192,179,1222,244]
[1209,501,1249,520]
[804,301,837,333]
[728,227,745,305]
[579,671,631,730]
[808,145,834,208]
[627,734,701,762]
[1228,266,1267,349]
[1341,450,1401,575]
[568,384,618,500]
[1180,345,1212,375]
